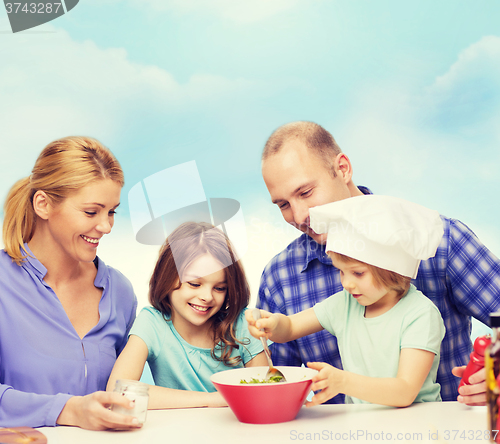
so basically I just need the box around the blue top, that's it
[314,285,445,404]
[0,248,137,427]
[258,206,500,403]
[130,306,264,392]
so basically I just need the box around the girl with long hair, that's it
[107,222,266,408]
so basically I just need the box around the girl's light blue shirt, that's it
[130,306,264,392]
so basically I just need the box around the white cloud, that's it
[127,0,307,23]
[422,35,500,137]
[0,16,260,197]
[335,35,500,250]
[428,36,500,99]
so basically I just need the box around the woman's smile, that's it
[80,234,101,246]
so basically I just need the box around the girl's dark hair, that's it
[149,222,250,366]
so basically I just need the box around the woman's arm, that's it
[0,384,139,430]
[107,335,226,409]
[307,348,436,407]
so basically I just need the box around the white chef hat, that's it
[309,195,444,279]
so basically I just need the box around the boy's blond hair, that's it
[329,252,411,298]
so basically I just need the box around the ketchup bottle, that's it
[459,334,491,388]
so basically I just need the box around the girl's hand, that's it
[453,366,487,406]
[207,391,228,408]
[57,391,143,431]
[245,309,278,339]
[305,362,343,407]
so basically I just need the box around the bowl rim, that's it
[210,365,318,386]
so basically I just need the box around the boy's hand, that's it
[453,366,487,406]
[245,309,278,339]
[305,362,342,407]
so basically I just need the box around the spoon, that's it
[252,308,286,382]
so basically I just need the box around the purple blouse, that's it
[0,247,137,427]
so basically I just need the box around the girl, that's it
[247,195,446,407]
[0,136,138,430]
[107,222,267,408]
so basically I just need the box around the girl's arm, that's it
[246,307,323,343]
[244,351,267,367]
[307,348,435,407]
[107,335,226,409]
[106,335,148,392]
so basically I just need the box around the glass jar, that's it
[112,379,149,424]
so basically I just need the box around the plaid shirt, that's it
[257,208,500,403]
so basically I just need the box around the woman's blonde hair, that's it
[3,136,124,265]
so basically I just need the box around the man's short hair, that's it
[262,121,342,177]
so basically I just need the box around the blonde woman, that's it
[0,137,138,430]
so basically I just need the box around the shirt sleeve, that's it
[400,301,445,355]
[445,218,500,324]
[257,274,303,367]
[0,384,72,427]
[313,290,347,337]
[129,307,163,362]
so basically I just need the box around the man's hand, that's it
[453,366,487,406]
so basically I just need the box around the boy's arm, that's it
[246,308,323,343]
[307,348,435,407]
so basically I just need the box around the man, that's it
[257,121,500,405]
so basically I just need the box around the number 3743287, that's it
[5,3,62,14]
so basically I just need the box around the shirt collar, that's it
[22,243,48,279]
[301,234,332,272]
[21,243,106,288]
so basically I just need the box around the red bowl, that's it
[211,366,317,424]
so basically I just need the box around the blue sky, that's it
[1,0,499,318]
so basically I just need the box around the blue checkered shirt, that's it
[257,209,500,403]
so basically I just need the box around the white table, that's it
[40,402,489,444]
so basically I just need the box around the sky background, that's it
[1,1,499,340]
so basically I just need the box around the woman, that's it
[0,137,139,430]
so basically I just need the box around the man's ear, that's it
[335,153,354,184]
[32,190,51,220]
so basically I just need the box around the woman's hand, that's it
[57,391,143,431]
[453,366,487,406]
[305,362,342,407]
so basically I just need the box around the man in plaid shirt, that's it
[257,121,500,405]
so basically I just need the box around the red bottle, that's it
[459,335,491,389]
